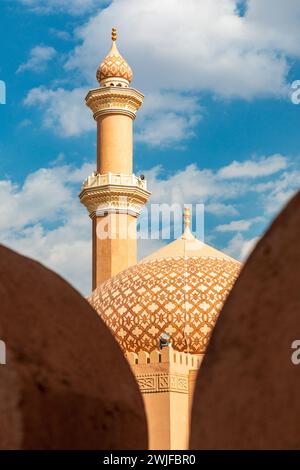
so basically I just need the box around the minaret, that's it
[80,28,150,290]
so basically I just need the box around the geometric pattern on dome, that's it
[97,55,133,83]
[89,256,240,355]
[96,29,133,85]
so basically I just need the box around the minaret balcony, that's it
[81,172,148,191]
[79,172,151,218]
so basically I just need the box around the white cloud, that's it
[218,154,288,179]
[18,118,32,128]
[17,0,104,15]
[145,155,290,207]
[0,162,94,294]
[205,203,239,217]
[24,87,94,137]
[216,216,263,232]
[145,164,235,205]
[23,1,300,145]
[66,0,295,99]
[136,112,198,148]
[245,0,300,58]
[224,232,259,260]
[49,28,72,41]
[17,45,56,73]
[136,92,202,147]
[4,218,92,294]
[257,170,300,214]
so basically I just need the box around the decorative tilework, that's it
[89,256,240,354]
[97,52,133,84]
[136,374,189,394]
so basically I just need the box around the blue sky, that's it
[1,0,300,294]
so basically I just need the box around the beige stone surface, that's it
[190,190,300,449]
[127,347,203,450]
[97,114,133,174]
[0,245,147,449]
[92,213,137,288]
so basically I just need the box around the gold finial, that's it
[112,27,117,42]
[184,207,191,230]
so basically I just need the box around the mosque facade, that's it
[79,28,240,450]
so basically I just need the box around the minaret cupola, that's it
[96,27,133,88]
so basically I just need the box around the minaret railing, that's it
[81,172,148,191]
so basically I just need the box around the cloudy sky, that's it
[1,0,300,294]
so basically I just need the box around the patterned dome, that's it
[89,255,240,355]
[96,28,133,86]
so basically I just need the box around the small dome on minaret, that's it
[96,28,133,87]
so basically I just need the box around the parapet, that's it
[126,345,203,372]
[125,346,203,396]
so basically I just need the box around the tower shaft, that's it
[97,113,133,174]
[80,87,150,289]
[92,213,137,290]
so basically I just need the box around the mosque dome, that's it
[89,210,241,355]
[96,28,133,87]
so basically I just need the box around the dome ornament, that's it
[112,27,117,42]
[182,206,195,242]
[184,207,191,230]
[96,27,133,87]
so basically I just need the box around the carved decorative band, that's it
[136,373,189,394]
[85,87,144,121]
[94,208,140,217]
[79,184,150,218]
[93,108,136,120]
